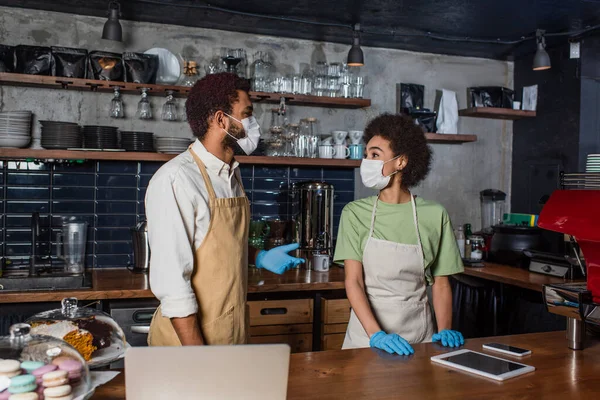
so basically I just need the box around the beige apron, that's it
[342,195,434,349]
[148,148,250,346]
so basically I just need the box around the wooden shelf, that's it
[0,72,371,109]
[459,107,536,120]
[424,133,477,144]
[0,148,361,167]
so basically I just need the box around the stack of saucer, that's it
[155,136,194,154]
[82,126,119,149]
[120,131,154,152]
[40,121,82,149]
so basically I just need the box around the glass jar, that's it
[470,236,485,260]
[26,298,127,369]
[0,323,92,398]
[180,61,200,87]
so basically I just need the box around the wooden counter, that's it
[0,267,347,304]
[93,331,600,399]
[461,262,577,292]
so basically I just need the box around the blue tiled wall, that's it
[0,160,354,269]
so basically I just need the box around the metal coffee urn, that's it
[292,181,334,269]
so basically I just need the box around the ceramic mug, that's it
[333,144,350,159]
[313,254,330,272]
[349,144,364,160]
[349,130,364,144]
[318,145,334,158]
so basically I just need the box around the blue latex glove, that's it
[432,330,465,348]
[255,243,305,274]
[369,331,414,356]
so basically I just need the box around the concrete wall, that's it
[0,6,513,231]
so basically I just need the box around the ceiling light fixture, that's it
[102,1,123,42]
[347,23,364,67]
[533,29,551,71]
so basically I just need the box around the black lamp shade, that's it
[102,6,122,42]
[533,44,551,71]
[347,37,364,66]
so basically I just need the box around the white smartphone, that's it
[482,343,531,357]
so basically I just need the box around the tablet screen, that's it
[444,351,527,376]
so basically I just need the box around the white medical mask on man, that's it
[360,155,401,190]
[222,113,261,155]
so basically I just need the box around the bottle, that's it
[455,226,465,259]
[464,223,473,239]
[464,239,472,259]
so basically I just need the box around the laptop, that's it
[125,344,291,400]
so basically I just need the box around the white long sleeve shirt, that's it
[145,139,244,318]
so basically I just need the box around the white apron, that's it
[342,195,435,349]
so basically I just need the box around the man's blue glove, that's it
[255,243,305,274]
[369,331,414,356]
[432,329,465,348]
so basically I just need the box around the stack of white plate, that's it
[586,154,600,172]
[155,136,194,154]
[0,111,32,148]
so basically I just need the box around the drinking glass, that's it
[300,70,314,95]
[291,74,302,94]
[352,76,365,98]
[109,87,124,118]
[136,88,153,120]
[162,90,179,121]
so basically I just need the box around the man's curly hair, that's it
[185,73,251,139]
[364,113,432,188]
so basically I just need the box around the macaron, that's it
[8,375,36,394]
[43,385,72,400]
[55,361,81,384]
[0,376,11,392]
[0,361,21,378]
[31,366,56,385]
[41,371,68,389]
[19,363,44,375]
[8,393,38,400]
[0,390,10,400]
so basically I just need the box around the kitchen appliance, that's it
[525,250,583,278]
[56,218,88,275]
[489,224,544,267]
[130,220,150,273]
[481,189,506,233]
[110,300,159,347]
[292,181,334,270]
[541,182,600,350]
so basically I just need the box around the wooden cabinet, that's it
[247,299,313,353]
[321,298,351,350]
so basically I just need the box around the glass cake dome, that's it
[0,323,92,399]
[26,297,128,368]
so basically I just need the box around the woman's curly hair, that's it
[185,73,251,139]
[364,113,432,188]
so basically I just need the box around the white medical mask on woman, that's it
[222,113,261,155]
[360,155,401,190]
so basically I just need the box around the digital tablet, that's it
[431,349,535,381]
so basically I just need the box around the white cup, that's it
[312,254,330,272]
[333,144,350,159]
[318,145,334,158]
[513,101,521,110]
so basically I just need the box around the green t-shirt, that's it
[333,196,464,284]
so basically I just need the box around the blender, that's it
[56,218,88,275]
[480,189,506,234]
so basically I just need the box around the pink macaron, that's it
[56,361,82,383]
[0,389,10,400]
[31,366,57,386]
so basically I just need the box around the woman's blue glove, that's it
[369,331,414,356]
[432,330,465,348]
[255,243,305,274]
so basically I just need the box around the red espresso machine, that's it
[540,185,600,350]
